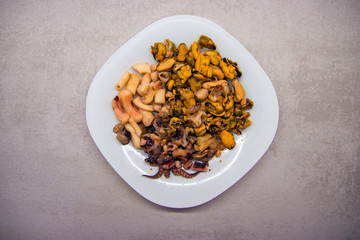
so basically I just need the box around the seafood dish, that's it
[111,35,253,179]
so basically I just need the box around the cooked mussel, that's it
[177,65,192,83]
[240,98,254,110]
[204,50,221,65]
[151,42,166,61]
[198,35,216,50]
[205,101,225,116]
[157,58,176,71]
[177,43,188,62]
[169,117,184,130]
[219,130,235,149]
[165,39,176,58]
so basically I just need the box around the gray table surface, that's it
[1,0,359,239]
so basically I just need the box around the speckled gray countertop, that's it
[1,1,359,239]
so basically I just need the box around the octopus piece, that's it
[140,133,162,155]
[191,161,208,172]
[192,150,208,160]
[162,161,175,170]
[188,110,207,127]
[152,116,167,136]
[150,71,158,82]
[208,85,224,102]
[172,168,200,179]
[171,128,188,148]
[187,104,201,114]
[143,166,165,179]
[164,170,171,179]
[175,161,182,169]
[163,142,178,154]
[172,148,189,158]
[144,156,158,166]
[183,160,193,170]
[158,104,170,118]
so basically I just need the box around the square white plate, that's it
[86,15,279,208]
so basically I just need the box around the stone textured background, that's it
[1,0,359,239]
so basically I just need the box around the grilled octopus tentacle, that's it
[172,168,200,179]
[164,169,171,179]
[143,166,165,179]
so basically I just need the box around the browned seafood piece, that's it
[143,167,165,179]
[172,168,200,179]
[191,161,208,172]
[164,169,171,179]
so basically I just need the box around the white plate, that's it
[86,15,279,208]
